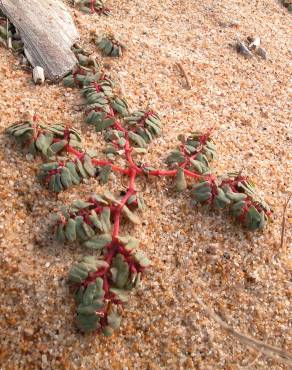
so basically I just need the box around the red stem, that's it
[66,145,130,174]
[91,159,130,175]
[148,168,202,179]
[114,120,127,133]
[124,135,142,173]
[66,145,84,159]
[90,0,95,13]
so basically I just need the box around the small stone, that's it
[248,36,260,49]
[26,244,34,251]
[42,354,48,364]
[103,63,111,70]
[236,39,253,58]
[24,327,34,337]
[255,47,267,60]
[206,245,217,255]
[25,154,34,161]
[32,66,45,85]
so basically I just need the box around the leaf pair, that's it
[6,122,82,157]
[96,35,124,57]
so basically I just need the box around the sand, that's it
[0,0,291,369]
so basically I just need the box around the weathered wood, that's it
[0,0,79,80]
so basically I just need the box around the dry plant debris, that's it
[195,296,292,367]
[235,36,267,59]
[0,12,23,52]
[175,62,192,89]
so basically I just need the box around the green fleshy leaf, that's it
[47,140,67,157]
[117,235,140,250]
[109,288,129,303]
[72,199,92,209]
[134,250,150,268]
[107,309,121,330]
[122,206,140,225]
[83,154,96,177]
[65,219,77,241]
[99,165,112,184]
[100,207,111,233]
[82,234,112,249]
[56,223,65,243]
[166,150,185,165]
[76,314,100,333]
[175,168,187,192]
[60,167,73,189]
[112,254,129,289]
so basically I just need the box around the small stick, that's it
[175,62,191,89]
[195,296,292,366]
[280,194,291,251]
[6,17,12,49]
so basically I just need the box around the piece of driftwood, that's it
[0,0,79,80]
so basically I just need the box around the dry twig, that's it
[175,62,192,89]
[195,296,292,367]
[237,335,269,369]
[280,194,291,251]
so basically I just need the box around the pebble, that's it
[24,328,34,337]
[25,154,34,161]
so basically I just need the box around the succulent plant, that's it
[6,40,272,337]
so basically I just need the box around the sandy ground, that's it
[0,0,291,369]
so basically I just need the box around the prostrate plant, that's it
[6,50,271,336]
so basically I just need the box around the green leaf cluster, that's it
[6,122,82,157]
[96,35,124,57]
